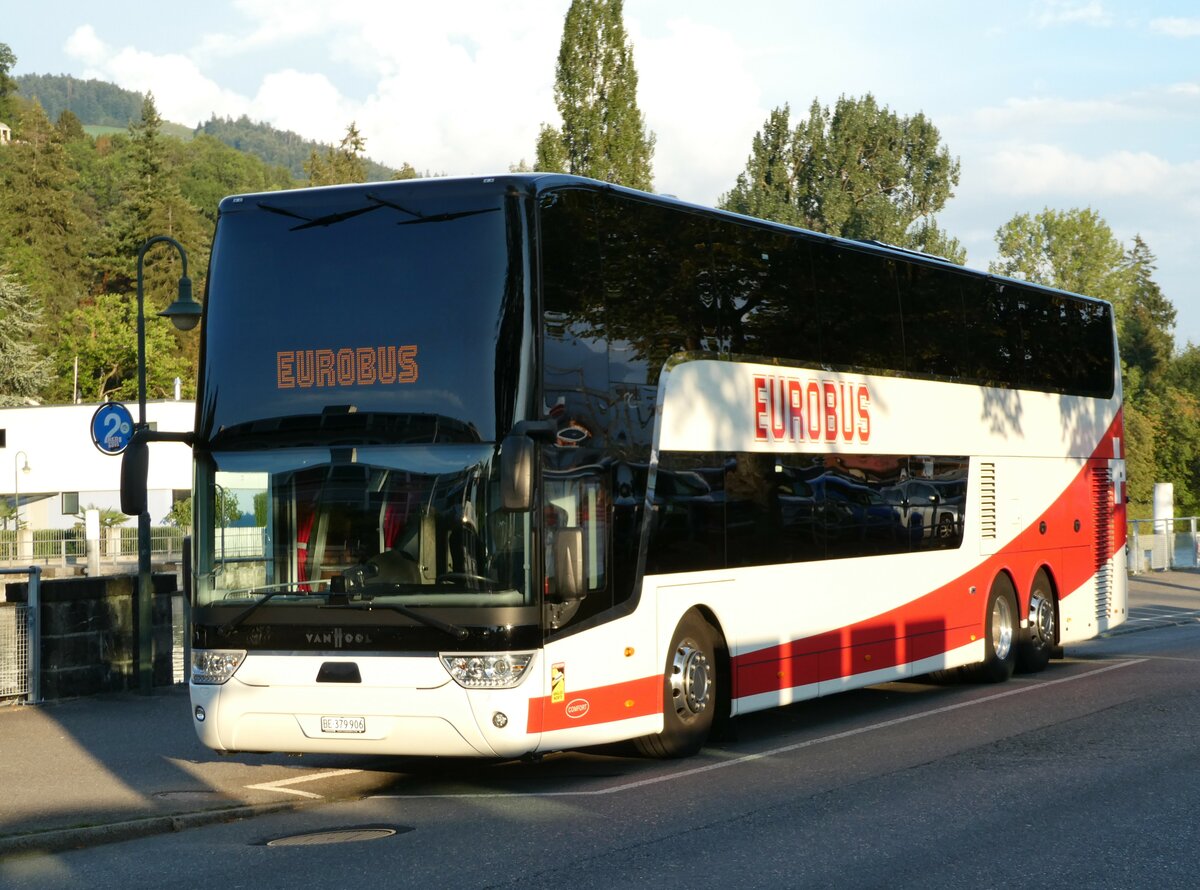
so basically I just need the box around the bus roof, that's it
[218,173,1113,308]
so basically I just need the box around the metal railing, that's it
[1128,518,1200,573]
[0,527,187,567]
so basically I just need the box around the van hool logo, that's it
[304,628,373,648]
[565,698,590,719]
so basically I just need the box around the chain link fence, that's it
[0,567,41,704]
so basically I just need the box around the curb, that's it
[0,800,306,859]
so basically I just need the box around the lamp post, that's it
[134,235,202,694]
[13,450,30,554]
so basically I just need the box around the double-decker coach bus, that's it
[149,174,1126,759]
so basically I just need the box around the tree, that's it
[1120,235,1175,388]
[166,489,240,529]
[75,504,130,529]
[50,291,192,402]
[0,99,95,317]
[392,162,420,181]
[719,105,802,227]
[0,267,51,405]
[536,0,655,190]
[54,109,87,143]
[171,133,292,225]
[721,95,964,262]
[305,122,368,186]
[989,207,1128,303]
[165,496,192,529]
[0,42,17,122]
[96,93,209,295]
[87,94,209,395]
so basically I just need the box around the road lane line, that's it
[246,768,362,799]
[372,658,1148,801]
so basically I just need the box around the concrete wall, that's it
[5,573,181,700]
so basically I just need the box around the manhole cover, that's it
[266,826,410,847]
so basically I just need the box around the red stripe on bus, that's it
[527,675,662,734]
[732,411,1125,699]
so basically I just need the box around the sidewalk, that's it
[1,570,1198,858]
[0,686,313,857]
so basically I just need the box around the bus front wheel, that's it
[635,612,718,758]
[969,575,1018,683]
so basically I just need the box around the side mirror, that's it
[120,428,195,516]
[500,435,535,511]
[120,437,149,515]
[550,527,585,602]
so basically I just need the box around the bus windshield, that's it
[193,444,533,610]
[198,182,528,446]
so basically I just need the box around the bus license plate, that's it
[320,716,366,734]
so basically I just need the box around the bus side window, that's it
[896,262,965,379]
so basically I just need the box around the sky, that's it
[5,0,1200,344]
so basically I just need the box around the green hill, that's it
[196,114,395,181]
[15,73,395,179]
[16,73,143,127]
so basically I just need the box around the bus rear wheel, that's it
[968,575,1018,683]
[1016,570,1056,674]
[635,612,718,758]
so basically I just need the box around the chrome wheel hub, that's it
[670,640,712,720]
[992,594,1014,659]
[1029,591,1055,646]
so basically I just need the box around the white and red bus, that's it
[149,175,1126,759]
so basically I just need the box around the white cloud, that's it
[63,25,250,125]
[1150,17,1200,37]
[63,25,107,67]
[970,95,1149,129]
[57,3,565,171]
[977,144,1184,197]
[246,70,351,142]
[630,17,765,204]
[1032,1,1112,28]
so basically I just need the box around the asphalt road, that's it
[3,609,1198,889]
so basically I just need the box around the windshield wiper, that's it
[256,200,385,231]
[320,600,469,641]
[365,193,499,226]
[218,585,470,641]
[219,587,317,635]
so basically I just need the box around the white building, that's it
[2,400,195,530]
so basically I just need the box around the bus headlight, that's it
[440,653,533,689]
[192,649,247,685]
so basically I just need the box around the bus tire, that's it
[1016,570,1056,674]
[969,575,1018,683]
[635,612,718,758]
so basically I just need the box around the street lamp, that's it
[13,450,30,547]
[135,235,202,694]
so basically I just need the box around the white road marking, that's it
[1127,608,1200,623]
[372,658,1148,801]
[246,768,363,799]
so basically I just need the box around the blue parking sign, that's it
[91,402,136,454]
